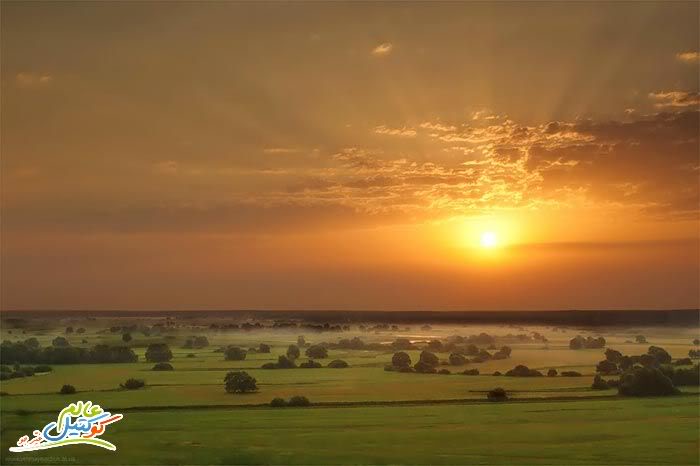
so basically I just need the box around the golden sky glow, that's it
[1,2,698,310]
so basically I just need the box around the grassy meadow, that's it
[1,315,698,465]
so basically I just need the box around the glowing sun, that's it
[480,231,498,248]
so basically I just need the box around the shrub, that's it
[34,365,52,373]
[152,362,173,371]
[287,345,300,360]
[392,338,415,350]
[427,340,443,351]
[669,364,700,386]
[591,374,609,390]
[299,360,322,369]
[305,345,328,359]
[270,397,287,407]
[224,346,247,361]
[438,369,451,375]
[121,378,146,390]
[569,335,605,350]
[635,335,647,344]
[547,369,557,377]
[392,352,412,368]
[619,367,678,397]
[297,336,306,347]
[506,365,543,377]
[462,368,479,375]
[327,359,349,368]
[276,355,297,369]
[487,387,508,401]
[122,333,132,343]
[561,371,582,377]
[448,353,467,366]
[605,348,623,363]
[493,371,502,376]
[398,366,414,373]
[287,395,311,407]
[145,343,172,362]
[186,353,195,358]
[59,384,76,395]
[673,358,692,366]
[224,371,257,393]
[690,349,700,359]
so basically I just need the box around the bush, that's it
[487,387,508,401]
[448,353,467,366]
[122,333,132,343]
[262,355,297,369]
[121,378,146,390]
[186,353,195,358]
[327,359,349,368]
[297,336,306,347]
[152,362,173,371]
[52,336,69,347]
[591,374,609,390]
[305,345,328,359]
[493,371,502,376]
[145,343,172,362]
[561,371,582,377]
[506,365,543,377]
[438,369,451,375]
[547,369,557,377]
[59,384,76,394]
[287,395,311,407]
[605,348,623,363]
[392,352,412,368]
[224,371,257,393]
[398,366,414,373]
[673,358,692,366]
[299,360,322,368]
[224,346,247,361]
[462,368,479,375]
[619,367,678,397]
[669,364,700,386]
[34,365,52,373]
[635,335,647,344]
[270,397,287,407]
[569,335,605,350]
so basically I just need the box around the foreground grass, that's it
[1,396,698,465]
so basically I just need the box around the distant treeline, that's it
[0,339,137,364]
[3,309,698,327]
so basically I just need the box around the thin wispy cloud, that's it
[371,42,393,57]
[649,91,700,108]
[676,51,699,64]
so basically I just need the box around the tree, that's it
[224,371,257,393]
[618,367,678,397]
[52,336,69,347]
[462,368,479,375]
[258,343,271,353]
[448,353,467,366]
[391,352,411,368]
[596,359,618,375]
[270,397,287,407]
[224,346,247,361]
[297,336,306,347]
[327,359,349,368]
[427,340,443,351]
[59,384,76,395]
[605,348,623,363]
[65,327,74,334]
[287,345,300,360]
[547,369,558,377]
[693,339,699,346]
[122,333,132,343]
[418,350,439,367]
[487,387,508,401]
[591,375,609,390]
[76,328,86,334]
[391,338,414,350]
[145,343,173,362]
[647,346,672,365]
[299,360,322,368]
[305,345,328,359]
[506,365,543,377]
[635,335,647,344]
[561,371,582,377]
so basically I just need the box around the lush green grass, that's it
[1,397,697,465]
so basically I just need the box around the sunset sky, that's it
[1,2,699,311]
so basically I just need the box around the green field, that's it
[1,317,698,465]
